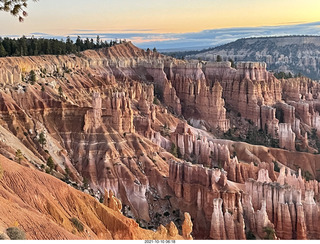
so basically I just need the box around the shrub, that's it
[303,170,313,181]
[70,217,84,232]
[263,226,275,240]
[0,233,7,240]
[171,143,178,158]
[6,227,26,240]
[15,149,24,164]
[246,230,256,240]
[153,97,159,105]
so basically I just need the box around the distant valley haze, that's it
[1,0,320,51]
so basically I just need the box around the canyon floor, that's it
[0,42,319,240]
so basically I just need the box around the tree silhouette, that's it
[0,0,39,22]
[0,36,120,57]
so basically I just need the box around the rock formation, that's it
[189,36,320,80]
[103,189,122,213]
[245,171,320,240]
[171,122,230,167]
[168,160,246,239]
[182,212,193,240]
[0,41,320,240]
[279,123,296,151]
[0,155,188,240]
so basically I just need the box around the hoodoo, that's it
[0,42,319,240]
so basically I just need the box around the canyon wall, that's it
[0,42,320,240]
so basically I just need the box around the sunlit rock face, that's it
[0,42,320,240]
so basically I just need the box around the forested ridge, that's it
[0,35,121,57]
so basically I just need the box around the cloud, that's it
[20,21,320,51]
[135,21,320,50]
[30,32,50,36]
[129,36,179,44]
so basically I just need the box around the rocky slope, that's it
[0,154,190,240]
[188,36,320,80]
[0,41,319,240]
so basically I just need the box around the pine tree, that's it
[47,156,55,172]
[66,36,73,54]
[38,132,46,148]
[228,58,235,68]
[96,35,101,48]
[29,70,36,83]
[0,43,7,57]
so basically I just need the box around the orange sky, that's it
[1,0,320,36]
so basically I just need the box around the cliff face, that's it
[0,155,188,240]
[168,151,320,240]
[189,36,320,80]
[0,42,320,240]
[168,160,246,240]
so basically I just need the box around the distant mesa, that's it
[187,35,320,80]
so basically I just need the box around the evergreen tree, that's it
[2,37,11,54]
[0,36,116,57]
[46,156,55,172]
[38,131,46,148]
[228,58,235,68]
[75,36,83,52]
[29,70,36,84]
[66,36,73,54]
[216,55,222,62]
[19,35,27,56]
[96,35,100,48]
[0,43,7,57]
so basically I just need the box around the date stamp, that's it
[144,240,176,244]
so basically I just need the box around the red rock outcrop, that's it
[0,155,188,240]
[205,62,282,128]
[279,123,296,151]
[169,63,230,130]
[103,189,122,213]
[223,156,277,184]
[1,41,320,241]
[171,122,230,167]
[168,160,246,240]
[182,212,193,240]
[245,172,320,240]
[261,105,279,136]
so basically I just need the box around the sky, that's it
[1,0,320,50]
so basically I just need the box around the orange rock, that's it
[0,155,187,240]
[182,212,193,240]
